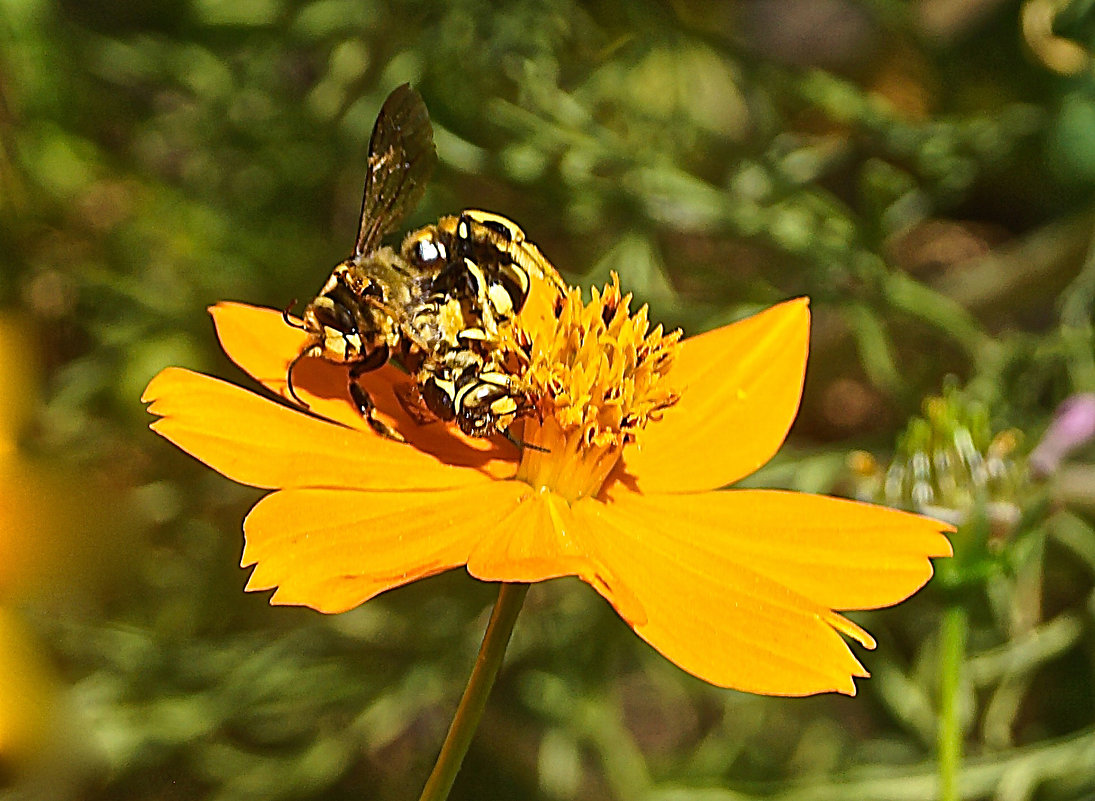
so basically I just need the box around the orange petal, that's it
[465,490,646,625]
[143,367,489,491]
[618,298,810,494]
[242,481,531,612]
[210,302,518,477]
[210,302,376,430]
[210,302,317,385]
[603,487,953,611]
[574,493,882,696]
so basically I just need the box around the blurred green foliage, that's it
[3,0,1095,799]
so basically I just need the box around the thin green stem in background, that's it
[418,582,530,801]
[938,604,969,801]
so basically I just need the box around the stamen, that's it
[505,272,682,501]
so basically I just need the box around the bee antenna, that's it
[503,427,548,453]
[285,349,310,408]
[282,300,306,330]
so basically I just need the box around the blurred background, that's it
[2,0,1095,798]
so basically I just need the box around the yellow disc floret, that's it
[506,272,682,501]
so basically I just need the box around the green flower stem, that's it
[418,582,529,801]
[938,603,968,801]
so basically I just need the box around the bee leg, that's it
[394,381,440,425]
[348,344,390,377]
[349,382,406,443]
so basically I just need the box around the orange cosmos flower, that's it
[142,277,952,697]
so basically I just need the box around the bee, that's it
[395,208,571,441]
[397,210,568,438]
[286,85,567,444]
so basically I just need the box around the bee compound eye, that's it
[421,377,456,421]
[312,302,356,335]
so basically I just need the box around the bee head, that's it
[299,297,365,364]
[283,270,371,407]
[294,262,376,363]
[455,376,520,439]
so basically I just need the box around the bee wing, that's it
[354,83,437,258]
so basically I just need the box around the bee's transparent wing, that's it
[354,83,436,258]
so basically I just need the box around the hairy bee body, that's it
[300,249,418,365]
[288,85,566,443]
[397,210,568,436]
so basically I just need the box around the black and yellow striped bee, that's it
[403,210,570,439]
[286,84,566,443]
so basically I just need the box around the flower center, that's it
[505,273,681,502]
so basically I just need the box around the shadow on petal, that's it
[209,302,519,477]
[143,368,490,491]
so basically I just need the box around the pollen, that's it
[505,272,682,501]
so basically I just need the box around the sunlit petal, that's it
[618,298,810,494]
[603,487,953,611]
[574,494,876,696]
[143,367,489,490]
[243,481,531,613]
[466,491,646,625]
